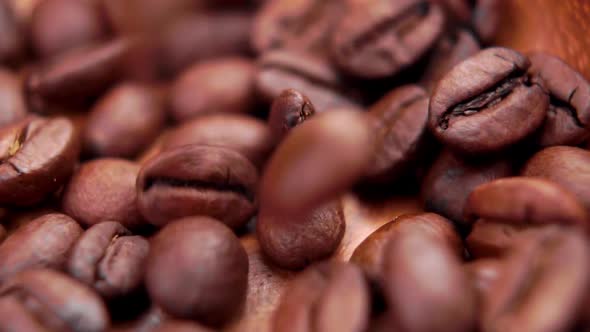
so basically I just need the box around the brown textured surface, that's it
[494,0,590,80]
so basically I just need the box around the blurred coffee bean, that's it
[0,268,110,332]
[522,146,590,214]
[0,69,27,128]
[31,0,106,58]
[170,57,258,122]
[68,221,149,299]
[0,116,79,206]
[62,159,143,230]
[268,89,316,141]
[0,1,24,65]
[163,114,274,168]
[137,145,258,229]
[146,217,248,326]
[471,0,501,44]
[84,83,166,158]
[0,213,82,283]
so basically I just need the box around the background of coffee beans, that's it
[0,0,589,331]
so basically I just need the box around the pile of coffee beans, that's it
[0,0,589,331]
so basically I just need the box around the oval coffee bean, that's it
[170,57,258,122]
[466,220,529,259]
[482,227,590,332]
[137,145,258,229]
[0,116,79,206]
[351,213,462,279]
[146,217,248,326]
[429,47,549,155]
[257,200,345,270]
[30,0,106,58]
[464,177,589,228]
[381,226,476,332]
[529,52,590,146]
[26,38,131,112]
[257,50,360,112]
[0,268,109,332]
[273,262,370,332]
[332,0,445,78]
[0,213,82,283]
[260,110,372,216]
[268,89,316,141]
[0,1,24,65]
[68,221,149,299]
[84,83,166,158]
[522,146,590,214]
[421,149,513,225]
[363,85,431,184]
[163,113,274,168]
[0,69,27,128]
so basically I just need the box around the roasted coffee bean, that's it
[529,53,590,147]
[62,159,143,230]
[332,0,445,79]
[522,146,590,214]
[0,1,24,65]
[146,217,248,326]
[381,224,476,332]
[429,47,548,155]
[257,50,360,112]
[351,213,462,279]
[363,85,431,184]
[252,0,344,54]
[30,0,106,58]
[272,262,370,332]
[482,227,590,332]
[257,200,345,270]
[156,12,253,77]
[0,116,79,206]
[421,149,513,224]
[466,220,530,258]
[170,57,258,122]
[0,69,27,128]
[268,89,316,140]
[137,145,258,229]
[163,114,274,168]
[260,110,371,216]
[0,213,82,283]
[26,38,131,112]
[68,221,149,299]
[0,268,109,332]
[464,177,589,228]
[84,83,166,158]
[420,29,481,92]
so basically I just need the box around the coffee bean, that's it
[0,116,79,206]
[0,213,82,283]
[163,114,274,168]
[381,223,476,332]
[268,89,316,141]
[429,47,548,155]
[482,227,590,332]
[351,213,462,279]
[257,50,360,112]
[522,146,590,214]
[257,200,345,270]
[84,83,166,158]
[260,110,371,216]
[146,217,248,326]
[529,52,590,147]
[0,268,109,332]
[25,38,131,112]
[30,0,106,58]
[68,221,149,299]
[0,1,24,65]
[464,177,589,228]
[466,220,528,259]
[471,0,501,44]
[421,149,513,224]
[363,85,431,184]
[332,0,445,78]
[137,145,258,229]
[0,69,27,128]
[272,262,370,332]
